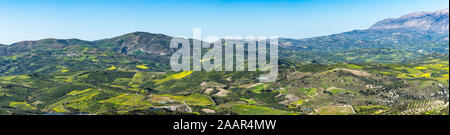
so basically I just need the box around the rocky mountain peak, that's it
[370,8,449,33]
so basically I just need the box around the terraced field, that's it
[1,57,448,115]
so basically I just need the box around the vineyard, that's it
[399,100,449,115]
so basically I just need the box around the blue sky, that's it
[0,0,448,44]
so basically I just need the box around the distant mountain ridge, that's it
[281,9,449,54]
[370,8,449,33]
[0,32,174,57]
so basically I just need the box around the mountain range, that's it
[281,9,449,52]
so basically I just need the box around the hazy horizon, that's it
[1,0,449,44]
